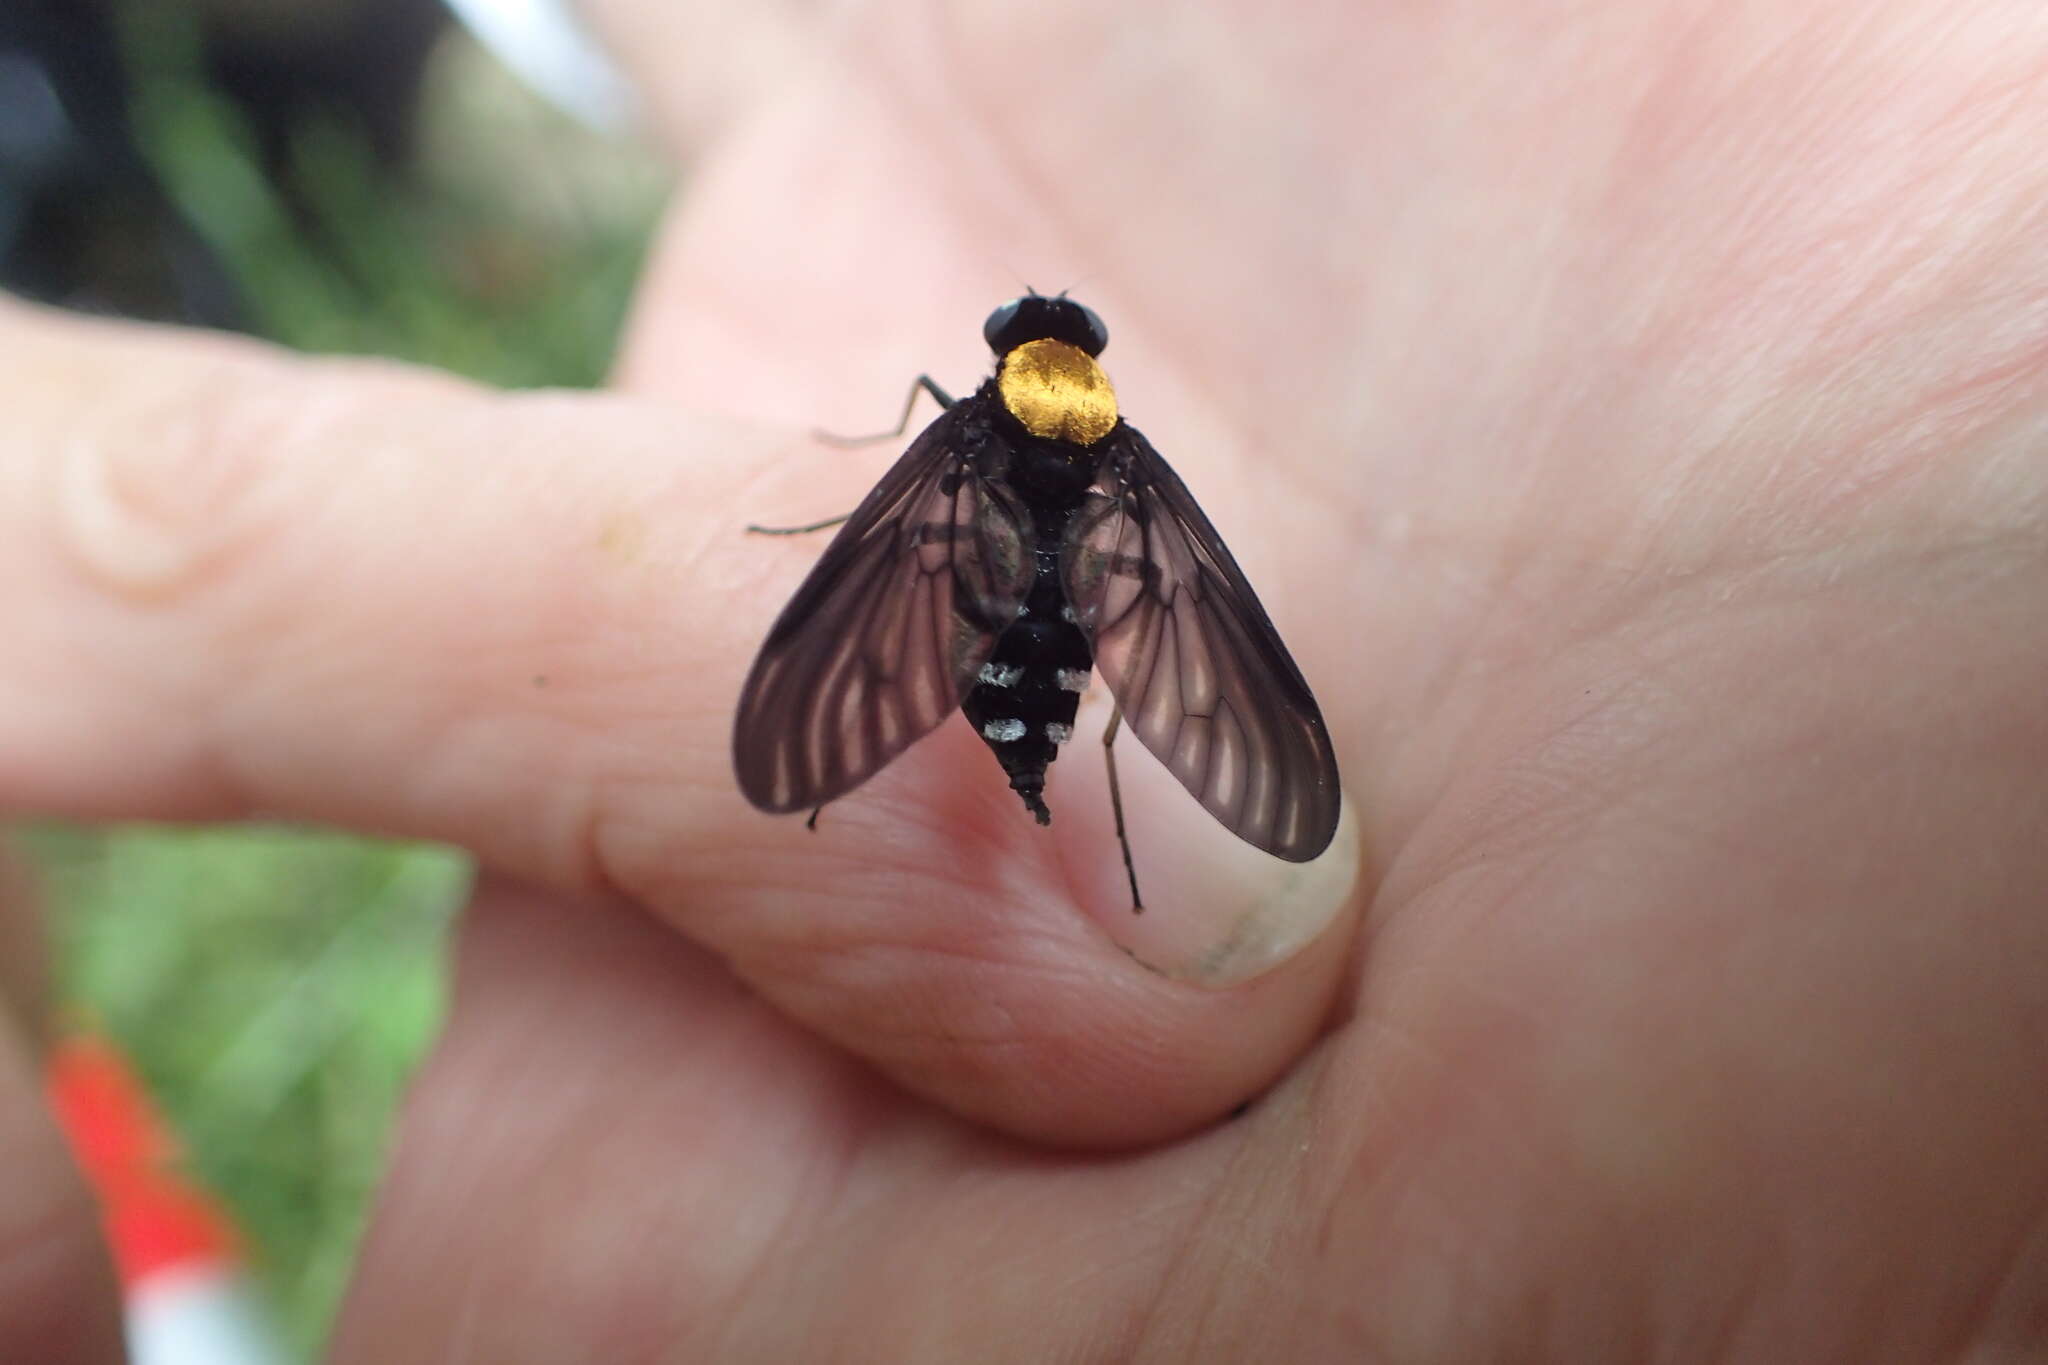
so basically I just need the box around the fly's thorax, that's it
[997,338,1118,446]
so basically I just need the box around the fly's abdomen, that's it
[961,561,1092,823]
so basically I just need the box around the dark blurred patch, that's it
[200,0,446,183]
[195,0,449,287]
[0,0,240,323]
[0,0,450,326]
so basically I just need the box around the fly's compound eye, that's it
[982,299,1023,353]
[1072,303,1108,357]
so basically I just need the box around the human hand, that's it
[8,2,2048,1359]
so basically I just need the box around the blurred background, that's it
[4,0,668,1354]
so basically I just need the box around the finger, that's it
[0,851,126,1365]
[0,299,1360,1144]
[0,298,764,862]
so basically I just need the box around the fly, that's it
[733,294,1340,908]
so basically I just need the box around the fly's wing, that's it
[1063,428,1340,861]
[735,406,1032,811]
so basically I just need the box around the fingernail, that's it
[1059,726,1362,987]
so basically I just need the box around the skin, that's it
[3,1,2046,1359]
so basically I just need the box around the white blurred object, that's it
[129,1266,292,1365]
[49,1033,297,1365]
[442,0,637,130]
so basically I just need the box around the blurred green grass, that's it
[21,8,669,1355]
[26,825,470,1343]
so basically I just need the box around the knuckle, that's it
[50,355,317,605]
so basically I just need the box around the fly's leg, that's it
[747,376,958,534]
[813,374,955,447]
[1103,704,1143,912]
[746,513,851,536]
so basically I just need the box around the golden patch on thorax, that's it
[997,338,1119,445]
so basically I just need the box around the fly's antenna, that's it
[997,263,1039,298]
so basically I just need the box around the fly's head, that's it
[987,294,1118,446]
[983,294,1108,357]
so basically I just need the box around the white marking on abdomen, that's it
[982,718,1026,743]
[1045,722,1073,744]
[978,662,1024,687]
[1055,668,1089,692]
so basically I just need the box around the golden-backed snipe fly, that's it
[733,295,1340,907]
